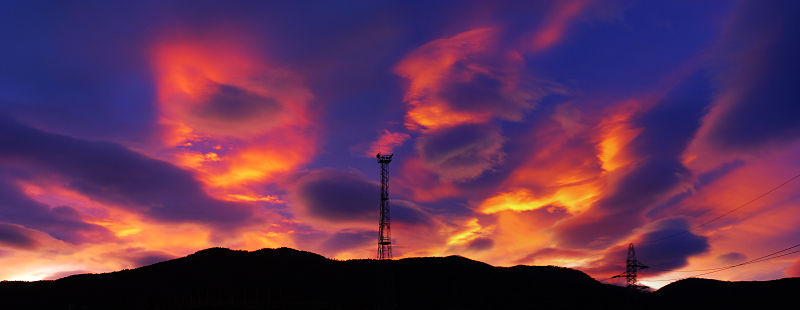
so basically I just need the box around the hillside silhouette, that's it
[648,277,800,309]
[0,247,797,309]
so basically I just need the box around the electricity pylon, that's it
[612,243,649,290]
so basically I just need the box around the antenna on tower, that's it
[376,152,394,260]
[612,243,649,290]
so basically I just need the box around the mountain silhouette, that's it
[647,277,800,309]
[0,247,797,309]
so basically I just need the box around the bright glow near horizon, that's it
[0,1,799,290]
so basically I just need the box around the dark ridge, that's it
[0,247,797,309]
[646,277,800,309]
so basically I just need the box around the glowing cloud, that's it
[154,39,312,138]
[151,35,318,189]
[3,0,799,289]
[351,130,411,158]
[479,186,598,215]
[530,0,593,52]
[395,28,541,131]
[395,27,553,182]
[369,130,411,156]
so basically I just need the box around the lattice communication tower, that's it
[377,153,393,260]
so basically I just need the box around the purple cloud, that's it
[716,252,747,265]
[294,169,436,226]
[465,237,494,252]
[294,169,378,223]
[197,83,283,122]
[0,179,114,244]
[415,123,505,182]
[578,218,709,278]
[633,218,709,273]
[694,1,800,152]
[319,230,374,256]
[0,223,39,249]
[0,119,257,228]
[554,157,692,249]
[438,63,537,121]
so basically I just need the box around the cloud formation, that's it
[416,123,505,182]
[685,1,800,166]
[0,179,114,245]
[716,252,747,265]
[0,120,257,228]
[0,0,797,289]
[294,169,378,223]
[633,218,710,273]
[319,230,374,256]
[0,223,40,250]
[293,169,436,227]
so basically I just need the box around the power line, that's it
[565,172,800,265]
[648,266,730,273]
[639,173,800,245]
[643,241,800,282]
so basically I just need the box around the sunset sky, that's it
[1,0,799,289]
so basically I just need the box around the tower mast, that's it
[376,153,393,260]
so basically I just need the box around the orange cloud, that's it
[151,35,318,191]
[394,28,497,130]
[477,114,607,216]
[395,28,541,131]
[394,27,555,182]
[529,0,593,52]
[153,39,313,139]
[479,185,599,215]
[593,100,644,172]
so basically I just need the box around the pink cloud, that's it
[371,130,411,155]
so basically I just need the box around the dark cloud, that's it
[715,252,747,265]
[0,179,114,244]
[465,237,494,252]
[196,83,283,122]
[390,200,436,227]
[578,218,709,278]
[294,169,437,227]
[699,0,800,152]
[295,170,378,222]
[600,159,691,214]
[0,223,39,249]
[633,218,709,273]
[629,70,711,159]
[0,119,256,228]
[175,72,308,137]
[554,158,692,248]
[550,68,713,248]
[439,64,535,121]
[319,230,374,256]
[416,123,505,182]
